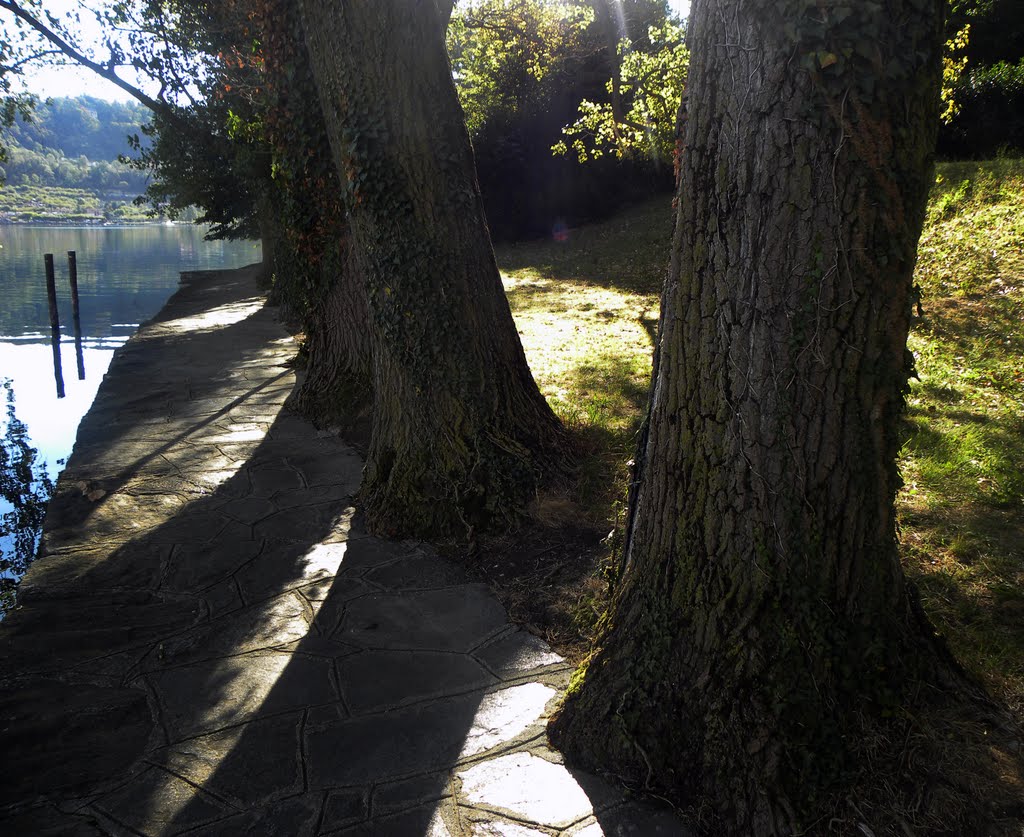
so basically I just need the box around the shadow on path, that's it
[0,266,687,836]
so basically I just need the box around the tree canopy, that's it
[448,0,680,238]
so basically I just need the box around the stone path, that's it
[0,265,687,836]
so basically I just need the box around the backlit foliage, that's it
[942,23,970,123]
[448,0,594,137]
[553,21,687,163]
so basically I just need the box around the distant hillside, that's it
[0,96,156,223]
[7,96,151,161]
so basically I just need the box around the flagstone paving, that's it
[0,265,688,836]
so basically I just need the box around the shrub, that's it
[939,59,1024,158]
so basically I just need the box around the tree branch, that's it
[0,0,170,116]
[5,48,63,73]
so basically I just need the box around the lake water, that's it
[0,224,260,603]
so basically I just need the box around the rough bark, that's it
[551,0,949,832]
[294,237,372,428]
[298,0,567,536]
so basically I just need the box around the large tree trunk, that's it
[298,0,567,536]
[551,0,951,832]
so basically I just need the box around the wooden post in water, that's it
[44,253,60,331]
[68,251,81,324]
[68,251,85,380]
[45,254,66,397]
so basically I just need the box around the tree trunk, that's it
[298,0,567,536]
[294,236,372,429]
[241,0,372,429]
[255,187,280,291]
[551,0,949,832]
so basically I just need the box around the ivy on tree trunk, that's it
[298,0,568,537]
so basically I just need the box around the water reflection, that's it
[0,379,55,614]
[74,328,86,382]
[0,339,123,480]
[50,327,66,399]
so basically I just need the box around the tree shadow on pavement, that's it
[0,266,688,836]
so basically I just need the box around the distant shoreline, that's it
[0,184,179,227]
[0,217,178,227]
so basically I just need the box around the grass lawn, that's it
[902,159,1024,719]
[498,199,669,520]
[482,201,672,649]
[497,159,1024,723]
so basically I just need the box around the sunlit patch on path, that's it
[0,265,687,835]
